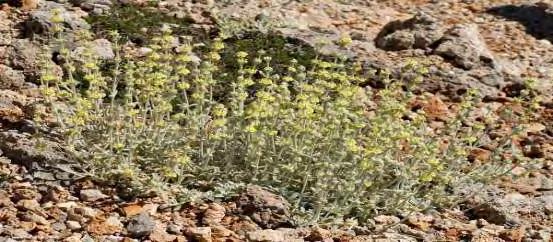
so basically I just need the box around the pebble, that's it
[126,213,156,238]
[79,189,108,202]
[67,220,82,230]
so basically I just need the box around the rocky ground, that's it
[1,0,553,241]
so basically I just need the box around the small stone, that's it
[247,229,285,242]
[79,189,108,202]
[212,225,233,238]
[74,206,98,218]
[126,213,156,238]
[539,177,553,191]
[122,204,144,217]
[374,215,400,225]
[189,227,212,242]
[16,199,40,211]
[19,221,37,231]
[137,47,153,57]
[167,224,182,235]
[66,220,82,230]
[202,203,225,225]
[57,202,78,210]
[87,216,123,235]
[64,233,83,242]
[307,227,331,241]
[149,223,177,242]
[23,212,49,225]
[21,0,40,10]
[51,222,66,231]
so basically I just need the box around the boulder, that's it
[375,12,445,51]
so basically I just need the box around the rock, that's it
[52,221,67,231]
[376,12,445,51]
[21,0,40,10]
[5,39,42,81]
[434,24,495,70]
[73,206,98,218]
[247,229,285,242]
[16,199,41,211]
[126,213,156,238]
[73,0,112,14]
[122,204,144,217]
[202,203,225,226]
[64,233,83,242]
[306,227,331,241]
[373,215,401,225]
[236,185,291,229]
[86,216,124,235]
[468,192,528,225]
[148,223,177,242]
[539,195,553,214]
[0,98,24,124]
[0,65,25,89]
[79,189,108,202]
[22,212,50,225]
[188,227,212,242]
[66,220,82,230]
[166,224,182,235]
[72,38,114,60]
[211,225,234,238]
[538,177,553,191]
[469,148,492,163]
[26,1,89,36]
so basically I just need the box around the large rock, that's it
[433,24,496,70]
[71,38,114,60]
[25,1,90,36]
[375,12,445,51]
[0,130,66,168]
[6,39,42,81]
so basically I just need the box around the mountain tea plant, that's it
[38,11,536,225]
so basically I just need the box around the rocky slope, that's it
[1,0,553,241]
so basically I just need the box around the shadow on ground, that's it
[487,4,553,42]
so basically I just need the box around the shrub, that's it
[38,16,535,224]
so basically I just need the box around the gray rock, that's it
[26,1,90,36]
[434,24,495,70]
[539,177,553,191]
[126,213,156,238]
[79,189,108,202]
[6,39,42,80]
[52,222,67,231]
[72,38,114,60]
[0,130,67,168]
[0,65,25,89]
[376,12,445,51]
[73,0,112,14]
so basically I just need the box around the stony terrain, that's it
[1,0,553,241]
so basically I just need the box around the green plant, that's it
[39,16,535,224]
[85,4,198,44]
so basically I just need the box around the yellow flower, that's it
[338,34,353,47]
[245,123,258,133]
[236,51,248,59]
